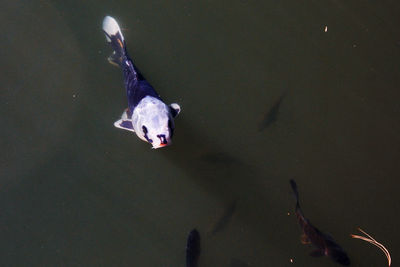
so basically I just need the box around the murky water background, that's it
[1,0,400,266]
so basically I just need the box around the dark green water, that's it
[1,0,400,266]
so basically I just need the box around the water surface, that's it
[1,0,400,266]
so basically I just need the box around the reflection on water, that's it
[1,0,400,266]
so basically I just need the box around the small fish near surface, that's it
[186,229,200,267]
[289,180,350,266]
[258,92,286,131]
[102,16,181,149]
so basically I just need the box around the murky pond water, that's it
[1,0,400,266]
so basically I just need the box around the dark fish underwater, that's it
[186,229,200,267]
[211,199,237,235]
[102,16,181,149]
[289,180,350,266]
[258,92,286,131]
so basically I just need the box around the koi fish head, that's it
[133,97,180,149]
[139,115,173,149]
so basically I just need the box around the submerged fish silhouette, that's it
[258,92,286,131]
[290,180,350,266]
[211,200,237,235]
[186,229,200,267]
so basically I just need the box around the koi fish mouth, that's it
[151,134,169,149]
[152,142,170,149]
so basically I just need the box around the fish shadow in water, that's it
[162,117,257,199]
[157,118,293,265]
[210,199,238,235]
[258,91,287,131]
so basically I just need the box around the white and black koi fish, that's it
[102,16,180,149]
[290,180,350,266]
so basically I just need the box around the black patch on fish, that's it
[186,229,200,267]
[168,119,174,138]
[170,105,179,118]
[104,22,162,110]
[258,92,286,131]
[142,125,153,143]
[126,79,161,109]
[157,134,167,144]
[120,120,133,129]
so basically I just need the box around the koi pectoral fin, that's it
[108,51,122,67]
[310,249,325,257]
[114,119,135,132]
[169,103,181,118]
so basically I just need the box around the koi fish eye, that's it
[142,125,153,143]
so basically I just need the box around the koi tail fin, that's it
[289,179,301,211]
[102,16,126,66]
